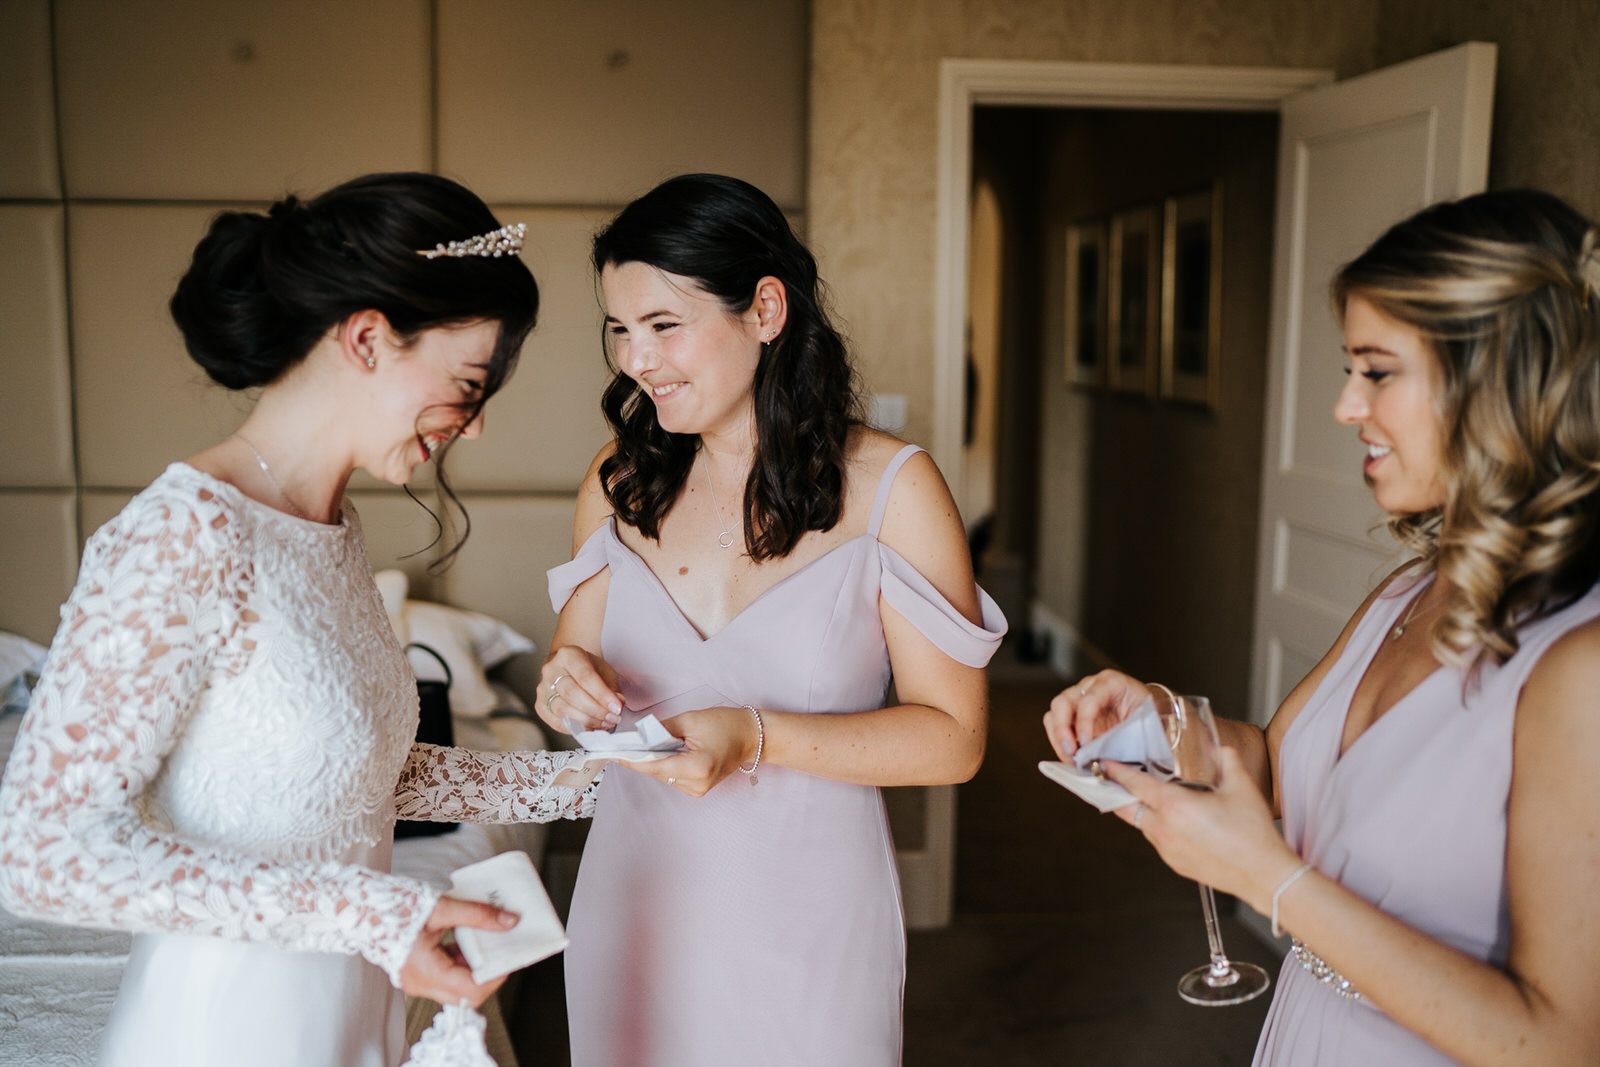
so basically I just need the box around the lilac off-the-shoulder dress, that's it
[1257,575,1600,1066]
[548,444,1007,1067]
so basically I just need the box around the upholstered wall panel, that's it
[0,491,77,645]
[440,496,578,653]
[0,206,74,487]
[53,0,430,200]
[436,0,807,207]
[78,491,134,548]
[69,204,253,489]
[349,490,453,604]
[0,0,60,198]
[448,208,614,492]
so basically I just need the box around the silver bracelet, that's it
[737,704,763,786]
[1271,862,1314,938]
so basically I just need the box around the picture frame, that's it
[1160,184,1223,408]
[1107,204,1160,395]
[1064,219,1107,388]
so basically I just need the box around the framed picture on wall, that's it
[1160,184,1223,408]
[1064,219,1107,387]
[1107,204,1160,395]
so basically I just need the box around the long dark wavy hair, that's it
[1334,189,1600,669]
[592,173,864,561]
[169,171,539,567]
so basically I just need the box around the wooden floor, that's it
[507,656,1276,1066]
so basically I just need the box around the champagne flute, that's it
[1151,687,1272,1007]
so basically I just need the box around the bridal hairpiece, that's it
[416,223,526,260]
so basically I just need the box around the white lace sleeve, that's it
[0,487,438,986]
[394,744,602,824]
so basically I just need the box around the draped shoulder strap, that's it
[547,517,614,614]
[868,444,926,541]
[877,544,1008,667]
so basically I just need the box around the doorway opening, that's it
[966,105,1280,720]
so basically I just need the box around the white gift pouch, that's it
[448,851,569,984]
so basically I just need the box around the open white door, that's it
[1249,43,1497,726]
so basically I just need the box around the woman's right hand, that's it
[398,896,519,1008]
[1043,669,1152,760]
[536,646,624,734]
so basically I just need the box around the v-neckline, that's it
[608,517,873,642]
[1333,577,1446,764]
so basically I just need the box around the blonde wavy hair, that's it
[1333,190,1600,671]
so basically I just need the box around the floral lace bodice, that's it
[0,464,596,985]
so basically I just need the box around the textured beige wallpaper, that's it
[807,0,1379,449]
[1375,0,1600,220]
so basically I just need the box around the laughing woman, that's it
[537,174,1007,1067]
[0,173,599,1067]
[1046,190,1600,1066]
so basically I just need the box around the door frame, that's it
[912,59,1329,929]
[932,58,1333,489]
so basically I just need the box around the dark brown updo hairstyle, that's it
[592,173,863,561]
[170,171,540,564]
[1333,189,1600,669]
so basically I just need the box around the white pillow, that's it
[401,600,536,719]
[373,569,411,645]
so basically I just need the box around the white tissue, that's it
[570,712,685,762]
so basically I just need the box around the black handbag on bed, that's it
[394,643,459,839]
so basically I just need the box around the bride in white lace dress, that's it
[0,173,594,1067]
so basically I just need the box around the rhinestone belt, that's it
[1290,938,1363,1000]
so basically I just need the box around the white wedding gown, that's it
[0,464,597,1067]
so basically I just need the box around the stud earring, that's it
[366,357,375,369]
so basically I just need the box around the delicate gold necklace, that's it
[1390,586,1439,641]
[702,457,739,550]
[234,432,309,521]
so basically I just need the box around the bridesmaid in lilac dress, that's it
[1045,190,1600,1066]
[536,174,1006,1067]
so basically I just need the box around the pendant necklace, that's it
[1390,586,1438,641]
[234,433,309,521]
[702,457,739,550]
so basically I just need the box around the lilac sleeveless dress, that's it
[547,444,1006,1067]
[1256,576,1600,1066]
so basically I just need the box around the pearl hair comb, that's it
[416,222,526,259]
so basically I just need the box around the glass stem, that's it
[1198,884,1240,986]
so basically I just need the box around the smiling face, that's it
[599,261,764,442]
[1334,294,1450,513]
[368,318,498,485]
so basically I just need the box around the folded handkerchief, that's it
[1039,697,1176,812]
[1072,697,1174,776]
[1038,760,1139,812]
[570,712,685,759]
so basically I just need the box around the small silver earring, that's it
[366,357,375,369]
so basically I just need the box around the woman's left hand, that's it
[624,706,760,797]
[1101,745,1300,911]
